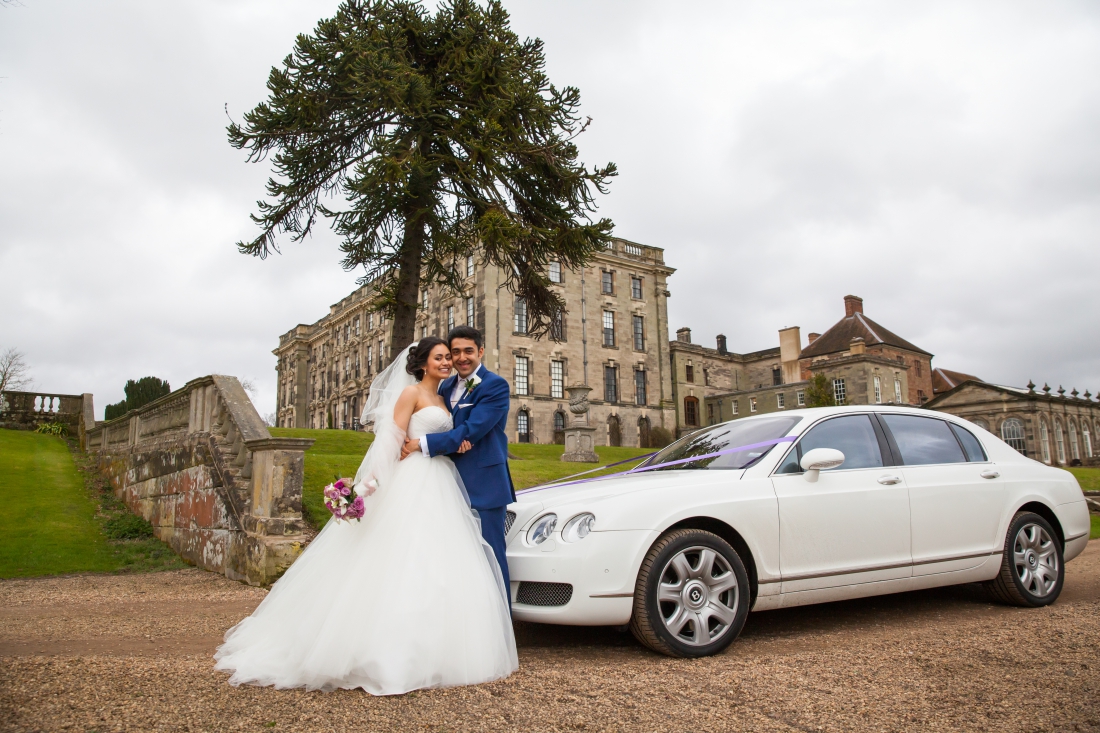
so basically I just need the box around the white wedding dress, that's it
[214,398,518,694]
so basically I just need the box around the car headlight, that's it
[560,513,595,543]
[526,513,558,545]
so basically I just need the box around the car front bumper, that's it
[506,528,657,626]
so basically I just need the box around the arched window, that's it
[1068,420,1080,461]
[972,418,989,431]
[517,409,530,443]
[684,396,699,427]
[1039,419,1051,464]
[553,410,566,445]
[1001,418,1026,455]
[638,416,652,449]
[1083,421,1093,459]
[608,415,622,447]
[1054,419,1065,463]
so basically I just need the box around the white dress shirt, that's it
[420,368,482,455]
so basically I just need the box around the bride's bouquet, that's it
[323,477,366,523]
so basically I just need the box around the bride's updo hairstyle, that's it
[405,337,449,381]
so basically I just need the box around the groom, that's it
[400,326,516,592]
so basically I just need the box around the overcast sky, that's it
[2,0,1098,419]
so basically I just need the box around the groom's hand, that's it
[456,440,473,454]
[400,438,420,460]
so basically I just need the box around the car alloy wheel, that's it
[630,529,750,658]
[985,511,1064,607]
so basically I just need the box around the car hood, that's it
[513,468,746,508]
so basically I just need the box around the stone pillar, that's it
[562,385,599,463]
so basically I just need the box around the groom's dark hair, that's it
[447,326,483,349]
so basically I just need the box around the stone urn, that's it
[561,385,599,463]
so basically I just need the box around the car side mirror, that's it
[800,448,845,482]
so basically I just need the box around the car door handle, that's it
[980,470,1000,479]
[877,475,902,485]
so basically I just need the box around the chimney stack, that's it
[844,295,864,317]
[716,334,727,354]
[849,336,866,355]
[676,327,692,344]
[808,332,821,345]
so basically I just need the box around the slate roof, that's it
[932,367,983,394]
[800,312,933,358]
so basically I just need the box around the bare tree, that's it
[262,412,278,428]
[0,347,32,395]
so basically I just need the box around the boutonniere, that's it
[465,377,478,393]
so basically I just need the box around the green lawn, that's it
[272,428,653,529]
[1092,514,1100,540]
[1067,467,1100,492]
[0,429,120,577]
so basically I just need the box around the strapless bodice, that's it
[407,406,453,439]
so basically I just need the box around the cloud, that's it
[1,0,1098,417]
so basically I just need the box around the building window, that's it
[917,389,926,403]
[631,276,643,299]
[608,415,622,446]
[344,356,350,380]
[796,390,805,407]
[874,376,882,404]
[1083,423,1093,458]
[749,397,757,413]
[894,378,902,403]
[550,360,564,399]
[1069,421,1080,461]
[366,345,373,375]
[772,367,782,386]
[354,316,360,337]
[367,312,374,330]
[517,409,530,443]
[777,393,785,409]
[1002,418,1027,456]
[632,315,645,350]
[514,298,528,334]
[833,378,846,405]
[915,361,922,377]
[553,410,566,442]
[707,402,715,425]
[421,289,429,308]
[550,308,565,341]
[354,351,360,378]
[1040,420,1051,463]
[377,340,384,371]
[601,270,613,294]
[421,325,427,339]
[447,305,454,332]
[604,365,618,403]
[514,356,529,396]
[549,261,562,283]
[684,396,699,426]
[685,364,694,383]
[703,368,710,386]
[602,310,615,347]
[462,297,472,326]
[466,255,475,277]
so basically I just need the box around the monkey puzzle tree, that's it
[231,0,616,358]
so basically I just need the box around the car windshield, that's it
[642,416,803,470]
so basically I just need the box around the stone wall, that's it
[86,375,314,586]
[0,390,95,448]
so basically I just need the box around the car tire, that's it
[984,511,1064,607]
[629,529,750,658]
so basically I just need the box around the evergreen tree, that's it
[804,373,836,408]
[104,377,172,421]
[230,0,616,358]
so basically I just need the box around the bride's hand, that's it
[457,440,472,454]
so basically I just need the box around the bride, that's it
[214,338,518,694]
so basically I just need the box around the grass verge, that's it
[272,428,654,530]
[1068,467,1100,492]
[1092,513,1100,541]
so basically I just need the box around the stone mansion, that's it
[274,238,678,448]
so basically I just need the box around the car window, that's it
[645,415,803,470]
[776,414,884,473]
[950,423,987,462]
[880,414,966,466]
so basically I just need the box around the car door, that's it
[771,414,912,592]
[878,413,1003,575]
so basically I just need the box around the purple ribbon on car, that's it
[516,436,797,495]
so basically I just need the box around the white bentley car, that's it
[504,406,1091,658]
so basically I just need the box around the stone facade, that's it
[85,375,314,586]
[924,381,1100,467]
[274,238,677,447]
[674,295,922,434]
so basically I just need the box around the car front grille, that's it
[504,511,516,535]
[516,581,573,607]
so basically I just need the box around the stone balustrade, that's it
[0,390,96,448]
[85,375,314,585]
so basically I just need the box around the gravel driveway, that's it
[2,542,1098,732]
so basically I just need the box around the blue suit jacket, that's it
[424,364,516,510]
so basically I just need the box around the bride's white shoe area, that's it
[214,406,518,694]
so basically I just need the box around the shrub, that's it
[804,373,836,407]
[104,512,155,540]
[648,426,674,448]
[34,422,68,436]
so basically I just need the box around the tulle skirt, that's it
[214,452,518,695]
